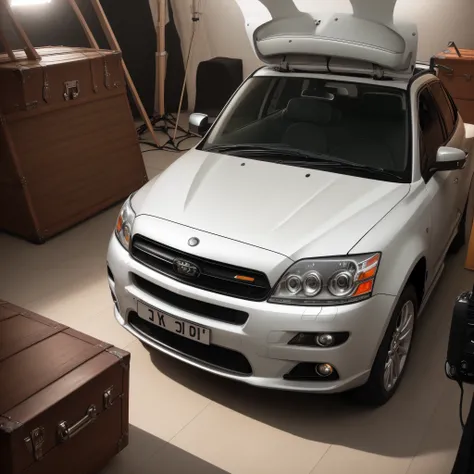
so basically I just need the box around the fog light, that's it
[316,363,334,377]
[284,363,340,381]
[316,334,334,347]
[288,332,349,347]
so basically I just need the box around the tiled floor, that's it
[1,136,473,474]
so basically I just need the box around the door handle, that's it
[454,178,459,184]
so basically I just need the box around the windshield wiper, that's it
[205,144,404,181]
[204,144,311,160]
[284,160,404,181]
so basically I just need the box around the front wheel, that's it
[351,285,417,406]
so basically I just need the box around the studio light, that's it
[11,0,51,6]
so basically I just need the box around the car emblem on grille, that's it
[173,259,200,278]
[188,237,200,247]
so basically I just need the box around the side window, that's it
[429,81,456,138]
[441,82,459,124]
[418,87,445,178]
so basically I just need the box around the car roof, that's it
[253,66,426,91]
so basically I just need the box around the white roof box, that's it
[236,0,418,77]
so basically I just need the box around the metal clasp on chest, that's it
[63,80,81,101]
[103,385,123,409]
[24,426,45,461]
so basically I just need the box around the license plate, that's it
[137,301,211,345]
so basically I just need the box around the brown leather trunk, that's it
[0,300,130,474]
[0,46,148,243]
[432,46,474,124]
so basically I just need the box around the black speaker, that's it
[446,286,474,384]
[195,57,243,117]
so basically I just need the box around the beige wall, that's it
[162,0,474,111]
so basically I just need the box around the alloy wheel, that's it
[383,300,415,392]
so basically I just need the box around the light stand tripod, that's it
[155,0,166,120]
[137,0,199,152]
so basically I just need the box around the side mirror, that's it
[189,113,210,137]
[431,147,467,172]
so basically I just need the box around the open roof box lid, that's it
[236,0,418,78]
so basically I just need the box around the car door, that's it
[419,84,460,272]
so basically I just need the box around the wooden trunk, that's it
[432,46,474,124]
[0,300,130,474]
[0,46,148,243]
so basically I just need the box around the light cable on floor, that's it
[136,0,202,153]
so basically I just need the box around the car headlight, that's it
[269,253,381,305]
[115,195,136,251]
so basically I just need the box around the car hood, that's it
[136,150,410,259]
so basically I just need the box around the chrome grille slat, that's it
[131,235,271,301]
[133,240,174,264]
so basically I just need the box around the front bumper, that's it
[107,234,397,393]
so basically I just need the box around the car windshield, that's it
[200,75,411,182]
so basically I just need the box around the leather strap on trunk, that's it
[103,54,112,90]
[90,59,99,94]
[42,67,51,103]
[448,41,462,58]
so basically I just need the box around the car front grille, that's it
[128,312,253,376]
[131,235,271,301]
[133,274,249,325]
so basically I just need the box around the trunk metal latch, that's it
[24,426,45,461]
[63,80,80,101]
[103,385,123,409]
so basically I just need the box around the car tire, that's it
[351,284,418,407]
